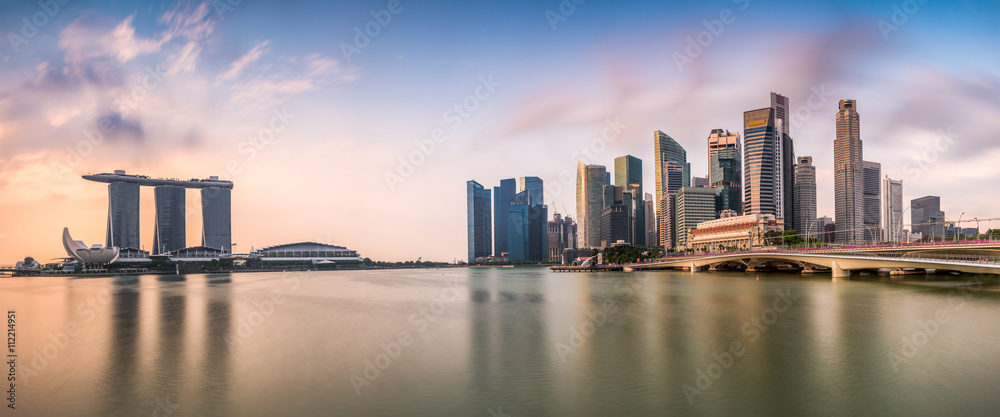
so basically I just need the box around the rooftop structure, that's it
[83,170,234,189]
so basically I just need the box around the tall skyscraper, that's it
[507,180,547,262]
[600,205,630,246]
[153,185,186,255]
[466,180,492,263]
[654,131,689,247]
[794,156,817,236]
[743,107,778,217]
[766,93,796,231]
[106,180,141,249]
[707,129,740,184]
[645,193,656,247]
[834,99,864,244]
[883,177,903,243]
[201,186,232,253]
[615,155,645,245]
[660,161,685,249]
[492,178,516,257]
[911,196,945,239]
[576,162,607,248]
[863,161,881,242]
[711,146,742,215]
[673,186,718,250]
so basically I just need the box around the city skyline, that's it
[2,0,1000,263]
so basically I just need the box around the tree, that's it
[782,230,804,246]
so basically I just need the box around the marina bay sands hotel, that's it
[83,170,233,255]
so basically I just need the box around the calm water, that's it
[2,268,999,416]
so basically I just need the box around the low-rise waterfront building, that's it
[687,213,784,252]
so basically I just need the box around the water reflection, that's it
[104,277,141,414]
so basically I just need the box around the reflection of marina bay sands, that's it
[83,170,234,254]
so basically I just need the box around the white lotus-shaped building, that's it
[63,227,119,264]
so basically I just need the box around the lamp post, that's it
[957,212,965,241]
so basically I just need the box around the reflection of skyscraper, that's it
[576,162,607,248]
[467,180,492,263]
[107,180,141,249]
[153,185,186,255]
[202,187,232,253]
[883,178,903,243]
[863,161,881,242]
[794,156,817,236]
[835,99,864,244]
[493,178,516,257]
[654,131,689,247]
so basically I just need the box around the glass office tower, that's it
[106,181,141,249]
[202,187,233,253]
[153,185,186,255]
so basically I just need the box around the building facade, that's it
[743,107,778,217]
[911,196,945,239]
[547,213,577,261]
[883,177,903,243]
[707,129,740,184]
[106,180,141,249]
[576,162,607,248]
[614,155,645,246]
[673,186,718,250]
[687,213,784,252]
[507,179,548,262]
[492,178,516,257]
[654,131,690,246]
[711,146,742,215]
[201,187,232,253]
[153,185,186,255]
[772,93,796,231]
[863,161,881,242]
[659,161,685,249]
[467,180,492,263]
[834,99,864,244]
[599,205,630,247]
[794,156,817,237]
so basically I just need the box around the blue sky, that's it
[1,0,999,263]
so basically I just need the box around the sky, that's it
[1,0,999,264]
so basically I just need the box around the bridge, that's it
[626,243,1000,278]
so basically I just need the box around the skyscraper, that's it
[466,180,492,263]
[794,156,817,236]
[507,181,547,262]
[547,213,577,261]
[883,177,903,243]
[911,196,945,240]
[106,180,140,249]
[707,129,740,184]
[711,146,742,215]
[660,161,685,249]
[615,155,645,246]
[834,99,864,244]
[645,194,656,247]
[576,162,607,248]
[201,186,232,253]
[863,161,881,242]
[493,178,516,257]
[743,107,778,217]
[654,131,689,247]
[153,185,186,255]
[772,93,796,231]
[673,186,718,250]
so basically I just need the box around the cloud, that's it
[96,111,145,143]
[217,40,270,83]
[223,52,359,108]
